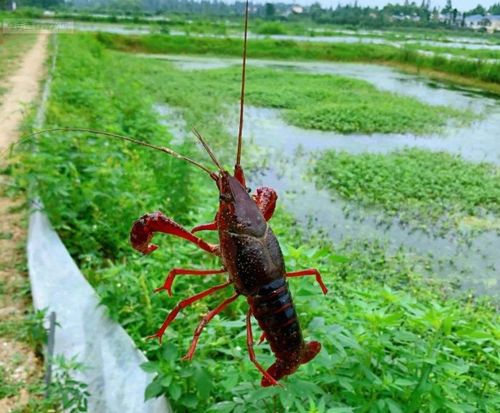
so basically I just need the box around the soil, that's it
[0,31,49,413]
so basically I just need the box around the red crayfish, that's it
[129,0,328,387]
[24,0,328,387]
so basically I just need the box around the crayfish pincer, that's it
[129,0,328,387]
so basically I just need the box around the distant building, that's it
[487,15,500,32]
[465,14,500,32]
[291,5,304,15]
[391,13,420,22]
[464,14,486,29]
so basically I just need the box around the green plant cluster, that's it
[96,32,500,85]
[313,148,500,232]
[94,39,471,136]
[13,34,499,412]
[242,69,469,134]
[0,306,89,413]
[8,356,90,413]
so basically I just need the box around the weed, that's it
[312,148,500,233]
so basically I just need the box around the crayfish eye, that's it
[247,187,252,193]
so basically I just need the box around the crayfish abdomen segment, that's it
[248,278,303,358]
[248,277,321,386]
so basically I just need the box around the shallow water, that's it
[152,57,500,298]
[248,161,499,296]
[234,103,499,295]
[242,107,500,165]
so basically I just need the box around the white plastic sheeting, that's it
[27,209,171,413]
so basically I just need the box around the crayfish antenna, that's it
[192,128,224,171]
[9,128,216,178]
[235,0,249,173]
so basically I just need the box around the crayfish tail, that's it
[260,341,321,387]
[301,341,321,365]
[260,362,281,387]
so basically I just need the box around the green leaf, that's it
[179,394,198,408]
[144,377,164,401]
[161,375,172,387]
[169,383,182,401]
[194,368,213,399]
[162,343,178,363]
[208,401,235,413]
[140,361,159,373]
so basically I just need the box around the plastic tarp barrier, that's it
[27,209,170,413]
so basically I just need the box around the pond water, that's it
[239,108,499,297]
[152,55,500,298]
[240,107,500,165]
[44,20,500,57]
[146,54,497,111]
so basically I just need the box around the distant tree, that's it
[489,3,500,14]
[431,6,440,20]
[16,0,64,8]
[465,4,486,16]
[264,2,275,20]
[442,0,453,14]
[309,2,324,22]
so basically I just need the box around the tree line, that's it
[2,1,500,28]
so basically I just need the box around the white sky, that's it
[248,1,499,12]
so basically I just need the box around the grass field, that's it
[10,33,499,413]
[406,43,500,61]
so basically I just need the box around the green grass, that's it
[406,43,500,61]
[0,33,37,96]
[313,148,500,232]
[12,34,500,413]
[96,32,500,86]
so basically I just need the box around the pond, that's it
[152,54,500,299]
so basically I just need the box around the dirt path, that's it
[0,31,49,413]
[0,31,49,149]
